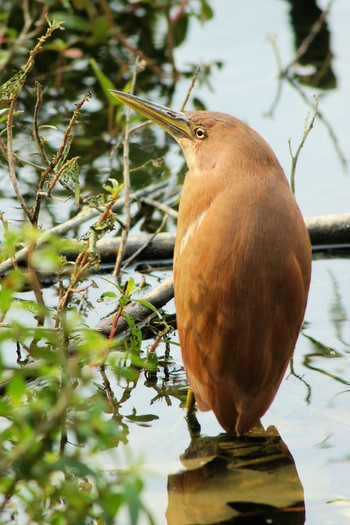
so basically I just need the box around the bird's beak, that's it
[109,90,193,141]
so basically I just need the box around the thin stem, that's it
[122,212,169,270]
[113,59,139,277]
[288,96,318,194]
[6,99,33,221]
[98,0,165,78]
[31,92,91,225]
[180,66,200,111]
[47,156,80,196]
[33,81,50,164]
[140,196,178,218]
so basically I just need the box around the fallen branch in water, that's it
[305,212,350,247]
[0,180,169,276]
[63,212,350,264]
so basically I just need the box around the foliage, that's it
[0,1,211,522]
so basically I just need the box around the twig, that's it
[0,2,48,74]
[6,98,33,221]
[26,244,47,326]
[288,77,348,171]
[129,156,164,173]
[113,59,140,277]
[171,0,191,23]
[264,36,283,118]
[180,66,200,111]
[129,121,152,136]
[139,196,178,219]
[288,96,318,194]
[164,5,179,82]
[122,213,169,270]
[31,92,91,224]
[3,20,65,225]
[98,0,165,79]
[267,11,347,170]
[55,251,91,328]
[47,156,80,196]
[33,81,50,164]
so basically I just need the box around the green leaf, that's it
[125,277,135,298]
[134,299,161,318]
[90,58,119,105]
[7,372,26,407]
[0,108,23,123]
[0,68,27,109]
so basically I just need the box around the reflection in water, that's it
[167,426,305,524]
[286,0,336,89]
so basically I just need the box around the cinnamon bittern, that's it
[110,90,312,435]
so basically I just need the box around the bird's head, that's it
[110,91,279,178]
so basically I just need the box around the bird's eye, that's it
[194,127,206,140]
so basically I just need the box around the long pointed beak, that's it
[109,90,193,141]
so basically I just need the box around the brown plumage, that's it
[110,92,312,435]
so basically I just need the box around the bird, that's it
[110,90,312,435]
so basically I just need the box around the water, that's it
[2,1,350,523]
[128,2,350,523]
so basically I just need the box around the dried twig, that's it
[288,96,318,194]
[98,0,165,79]
[267,5,347,171]
[113,59,141,277]
[31,92,91,224]
[171,0,191,23]
[0,2,48,74]
[122,213,169,270]
[288,77,347,171]
[33,81,50,165]
[180,66,200,111]
[3,20,65,224]
[139,196,178,219]
[6,98,33,220]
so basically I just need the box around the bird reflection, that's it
[166,425,305,525]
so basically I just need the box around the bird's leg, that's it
[185,388,201,437]
[185,388,195,411]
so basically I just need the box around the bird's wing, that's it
[174,175,310,433]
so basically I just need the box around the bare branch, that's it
[180,66,200,111]
[98,0,166,79]
[288,96,318,194]
[31,91,91,224]
[122,213,169,270]
[139,196,179,219]
[33,81,50,164]
[6,98,33,221]
[113,58,141,277]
